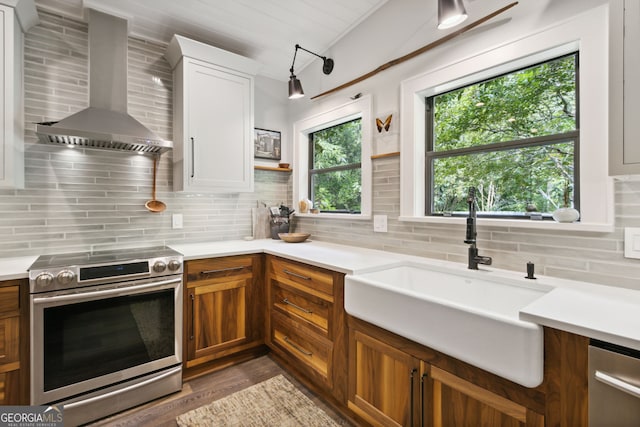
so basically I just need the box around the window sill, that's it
[295,213,372,221]
[398,215,614,233]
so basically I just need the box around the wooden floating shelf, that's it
[371,151,400,160]
[254,166,292,172]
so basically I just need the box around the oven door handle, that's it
[32,277,182,304]
[595,370,640,399]
[63,365,182,410]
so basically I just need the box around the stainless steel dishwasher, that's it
[589,339,640,426]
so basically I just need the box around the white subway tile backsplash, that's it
[296,156,640,290]
[7,9,640,291]
[0,10,291,259]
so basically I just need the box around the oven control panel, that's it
[29,255,183,294]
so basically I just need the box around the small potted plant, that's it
[552,181,580,223]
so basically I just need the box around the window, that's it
[399,4,614,231]
[293,95,372,219]
[309,119,362,213]
[427,54,579,219]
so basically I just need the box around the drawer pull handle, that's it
[190,137,195,178]
[282,298,312,314]
[420,372,428,427]
[200,266,245,275]
[283,269,311,280]
[410,368,417,427]
[283,336,313,356]
[190,293,195,341]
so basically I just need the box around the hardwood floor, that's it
[86,355,353,427]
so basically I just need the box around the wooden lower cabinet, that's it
[265,255,347,402]
[180,253,589,427]
[429,365,544,427]
[348,328,419,427]
[348,316,549,427]
[184,255,265,371]
[0,279,27,404]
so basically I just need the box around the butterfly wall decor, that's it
[376,114,392,133]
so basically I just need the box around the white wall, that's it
[289,0,610,153]
[289,0,640,291]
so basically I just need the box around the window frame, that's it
[425,52,580,219]
[399,5,614,232]
[308,118,363,214]
[293,95,373,220]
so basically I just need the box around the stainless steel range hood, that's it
[36,9,172,154]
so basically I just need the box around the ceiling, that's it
[34,0,389,81]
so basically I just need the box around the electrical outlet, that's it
[624,227,640,259]
[172,213,183,229]
[373,215,387,232]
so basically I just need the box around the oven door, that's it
[30,276,182,405]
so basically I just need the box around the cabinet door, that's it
[429,366,544,427]
[0,283,22,405]
[185,59,253,192]
[185,255,263,366]
[0,6,5,186]
[624,0,640,166]
[0,5,25,189]
[348,328,420,427]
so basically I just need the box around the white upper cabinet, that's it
[610,0,640,175]
[166,35,259,192]
[0,0,37,189]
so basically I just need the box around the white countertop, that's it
[4,238,640,353]
[520,286,640,351]
[0,255,38,280]
[169,239,412,274]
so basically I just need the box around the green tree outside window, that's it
[428,53,578,217]
[309,119,362,213]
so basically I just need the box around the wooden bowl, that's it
[278,163,290,169]
[278,232,310,243]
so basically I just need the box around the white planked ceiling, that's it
[34,0,389,81]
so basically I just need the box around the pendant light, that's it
[288,44,334,99]
[437,0,468,29]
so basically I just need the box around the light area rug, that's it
[176,374,341,427]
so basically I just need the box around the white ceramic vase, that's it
[552,207,580,223]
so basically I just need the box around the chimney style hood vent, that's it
[36,9,172,154]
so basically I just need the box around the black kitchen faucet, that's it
[464,187,492,270]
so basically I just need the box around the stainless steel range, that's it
[28,246,184,426]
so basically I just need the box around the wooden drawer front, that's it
[187,256,254,284]
[0,317,19,365]
[0,287,19,318]
[272,281,331,338]
[272,311,332,382]
[270,257,334,300]
[192,280,246,356]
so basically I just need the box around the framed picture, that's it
[254,128,281,160]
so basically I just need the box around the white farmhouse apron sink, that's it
[345,261,552,387]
